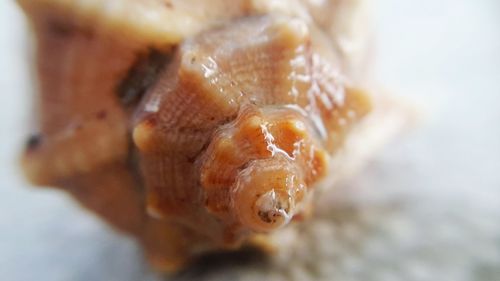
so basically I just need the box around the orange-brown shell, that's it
[19,0,371,270]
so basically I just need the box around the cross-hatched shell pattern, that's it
[19,0,371,270]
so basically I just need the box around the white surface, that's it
[1,0,499,280]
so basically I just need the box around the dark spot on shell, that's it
[96,110,107,120]
[47,20,93,39]
[117,49,171,108]
[258,210,272,224]
[276,201,282,209]
[164,1,174,9]
[48,21,74,38]
[26,134,42,151]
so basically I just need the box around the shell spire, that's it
[132,16,370,243]
[19,0,372,270]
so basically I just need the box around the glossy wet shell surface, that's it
[19,0,371,270]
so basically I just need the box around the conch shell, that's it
[19,0,373,270]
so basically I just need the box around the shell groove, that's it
[19,0,371,270]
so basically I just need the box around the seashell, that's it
[18,0,374,271]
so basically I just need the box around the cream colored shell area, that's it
[17,0,369,55]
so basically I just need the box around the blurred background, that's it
[1,0,499,280]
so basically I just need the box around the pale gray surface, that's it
[1,1,499,281]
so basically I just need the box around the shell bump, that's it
[19,0,371,270]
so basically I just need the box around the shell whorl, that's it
[201,106,326,232]
[132,16,370,241]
